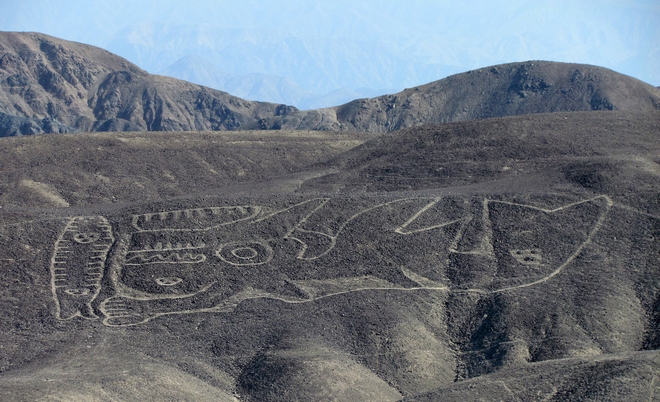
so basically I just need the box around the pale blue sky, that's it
[1,1,658,106]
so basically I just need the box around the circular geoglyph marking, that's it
[231,247,259,259]
[73,232,101,244]
[216,241,273,266]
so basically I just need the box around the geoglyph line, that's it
[132,205,262,232]
[293,197,445,260]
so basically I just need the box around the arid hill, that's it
[0,110,658,400]
[257,61,660,132]
[304,110,660,206]
[2,32,659,137]
[0,129,376,213]
[0,32,296,136]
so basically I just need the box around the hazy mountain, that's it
[258,61,660,132]
[301,87,399,111]
[0,110,658,400]
[160,54,399,110]
[3,2,658,108]
[107,23,443,102]
[160,55,312,104]
[0,32,296,136]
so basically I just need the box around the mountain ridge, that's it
[2,32,660,137]
[256,61,660,132]
[0,31,297,136]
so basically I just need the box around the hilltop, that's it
[1,32,659,137]
[0,32,296,136]
[258,61,660,132]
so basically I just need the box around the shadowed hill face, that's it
[260,61,660,132]
[0,32,297,136]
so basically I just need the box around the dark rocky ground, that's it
[0,110,658,400]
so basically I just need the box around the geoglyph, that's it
[49,196,612,326]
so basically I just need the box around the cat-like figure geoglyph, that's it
[49,196,612,326]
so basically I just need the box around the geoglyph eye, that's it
[73,232,101,244]
[509,248,543,265]
[64,288,91,296]
[155,277,183,286]
[215,241,273,266]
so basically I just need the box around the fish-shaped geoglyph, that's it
[50,216,114,320]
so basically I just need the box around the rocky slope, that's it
[0,31,296,136]
[304,110,660,201]
[0,111,658,400]
[0,130,377,211]
[257,61,660,132]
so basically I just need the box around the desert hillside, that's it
[258,61,660,132]
[0,110,658,400]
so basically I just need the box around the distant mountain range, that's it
[0,31,659,137]
[104,23,461,107]
[100,8,658,108]
[159,54,396,110]
[4,2,658,107]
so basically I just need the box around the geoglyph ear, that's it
[249,198,329,240]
